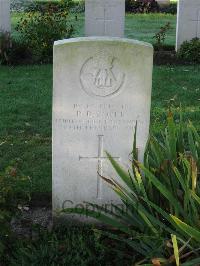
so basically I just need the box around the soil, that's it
[11,193,52,238]
[11,206,52,238]
[154,50,192,65]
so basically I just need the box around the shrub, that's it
[0,32,32,65]
[25,0,75,13]
[178,38,200,64]
[0,37,32,65]
[71,0,85,13]
[125,0,159,13]
[64,111,200,264]
[160,2,177,14]
[10,0,34,12]
[8,38,32,65]
[16,5,74,63]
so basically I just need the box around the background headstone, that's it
[85,0,125,37]
[157,0,170,7]
[0,0,11,33]
[176,0,200,50]
[53,37,153,219]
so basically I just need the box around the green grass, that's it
[11,12,177,46]
[0,65,52,193]
[0,65,199,194]
[6,226,130,265]
[125,13,176,45]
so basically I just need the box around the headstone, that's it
[85,0,125,37]
[0,0,11,33]
[176,0,200,50]
[53,37,153,220]
[157,0,170,7]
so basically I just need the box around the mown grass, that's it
[125,13,176,45]
[11,12,177,46]
[0,65,199,193]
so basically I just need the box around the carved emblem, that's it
[80,52,125,98]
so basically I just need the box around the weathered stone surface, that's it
[176,0,200,50]
[53,37,153,220]
[85,0,125,37]
[0,0,11,33]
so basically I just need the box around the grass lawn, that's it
[1,8,200,265]
[11,12,177,46]
[0,64,199,194]
[125,13,176,45]
[1,10,199,194]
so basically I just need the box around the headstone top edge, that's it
[54,37,153,49]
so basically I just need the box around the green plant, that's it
[25,0,75,13]
[0,31,11,64]
[9,226,129,266]
[63,111,200,265]
[7,38,32,65]
[153,22,171,50]
[0,33,32,65]
[16,6,74,63]
[178,38,200,64]
[125,0,159,13]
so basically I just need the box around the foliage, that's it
[0,31,12,64]
[16,5,74,63]
[9,226,130,266]
[0,160,31,259]
[10,0,35,12]
[153,22,172,50]
[125,0,159,13]
[0,32,32,65]
[70,0,85,13]
[63,112,200,264]
[7,38,32,65]
[177,38,200,64]
[160,2,177,15]
[25,0,75,13]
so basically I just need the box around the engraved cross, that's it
[79,135,120,199]
[190,10,200,38]
[95,7,113,35]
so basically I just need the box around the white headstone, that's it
[85,0,125,37]
[53,37,153,220]
[0,0,11,33]
[176,0,200,50]
[157,0,170,7]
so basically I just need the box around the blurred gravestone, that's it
[85,0,125,37]
[0,0,11,33]
[157,0,170,7]
[176,0,200,50]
